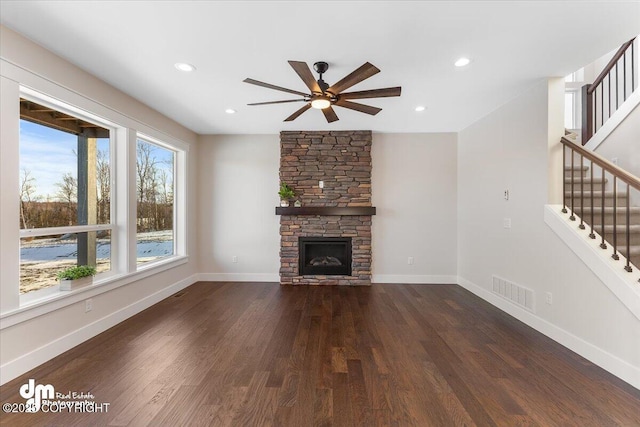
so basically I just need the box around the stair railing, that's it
[582,37,636,145]
[561,136,640,278]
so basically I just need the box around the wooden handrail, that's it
[588,38,636,94]
[561,137,640,190]
[581,37,637,145]
[562,136,640,274]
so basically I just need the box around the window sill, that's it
[0,255,189,330]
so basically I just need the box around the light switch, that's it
[503,218,512,229]
[319,181,324,189]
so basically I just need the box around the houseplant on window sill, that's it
[278,182,295,207]
[57,265,97,291]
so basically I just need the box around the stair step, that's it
[564,177,607,185]
[565,191,627,198]
[564,165,589,171]
[597,224,640,233]
[564,165,589,178]
[571,206,640,215]
[566,191,627,207]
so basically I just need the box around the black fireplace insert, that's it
[299,237,352,276]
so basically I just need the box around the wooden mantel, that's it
[275,206,376,216]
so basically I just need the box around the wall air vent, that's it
[492,275,535,312]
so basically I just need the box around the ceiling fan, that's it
[243,61,401,123]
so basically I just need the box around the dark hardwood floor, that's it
[1,282,639,426]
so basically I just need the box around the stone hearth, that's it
[278,130,373,286]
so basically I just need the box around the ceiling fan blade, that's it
[327,62,380,94]
[248,99,307,106]
[284,103,312,121]
[322,106,339,123]
[334,99,381,116]
[339,86,402,100]
[244,78,309,97]
[288,61,321,94]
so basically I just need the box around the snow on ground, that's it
[20,230,173,294]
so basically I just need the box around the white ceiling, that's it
[1,1,639,135]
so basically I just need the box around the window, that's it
[136,138,175,266]
[19,98,112,294]
[564,90,580,130]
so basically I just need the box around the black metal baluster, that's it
[562,145,567,213]
[612,176,619,260]
[579,154,585,230]
[589,160,595,238]
[625,184,633,272]
[616,62,619,109]
[600,167,607,249]
[601,84,604,131]
[623,52,627,101]
[608,73,611,121]
[570,149,576,221]
[593,89,597,134]
[632,41,635,91]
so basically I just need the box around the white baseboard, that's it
[198,273,280,283]
[457,275,640,391]
[372,274,458,284]
[0,274,198,385]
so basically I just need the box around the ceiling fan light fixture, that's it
[311,97,331,109]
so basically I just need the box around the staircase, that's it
[562,139,640,273]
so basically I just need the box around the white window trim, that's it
[135,133,187,267]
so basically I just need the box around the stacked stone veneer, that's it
[279,130,373,286]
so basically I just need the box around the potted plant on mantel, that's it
[57,265,97,291]
[278,182,295,207]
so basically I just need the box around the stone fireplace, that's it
[277,130,374,285]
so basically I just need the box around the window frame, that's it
[134,134,179,269]
[18,91,118,299]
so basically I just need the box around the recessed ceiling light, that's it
[174,62,196,72]
[455,57,471,67]
[415,106,426,112]
[225,108,236,114]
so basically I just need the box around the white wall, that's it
[197,134,281,281]
[594,101,640,179]
[0,26,199,384]
[458,79,640,386]
[196,133,459,283]
[372,133,458,283]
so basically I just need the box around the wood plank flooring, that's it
[1,282,639,426]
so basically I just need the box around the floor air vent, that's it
[492,275,535,312]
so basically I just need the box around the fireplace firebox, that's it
[299,237,352,276]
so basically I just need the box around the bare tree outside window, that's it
[136,139,174,265]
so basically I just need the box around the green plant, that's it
[278,182,295,200]
[57,265,97,281]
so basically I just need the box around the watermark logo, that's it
[19,379,54,412]
[3,378,110,414]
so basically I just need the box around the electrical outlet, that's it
[545,292,553,305]
[503,218,512,229]
[504,189,510,201]
[85,299,93,313]
[319,180,324,189]
[232,256,238,263]
[407,256,414,265]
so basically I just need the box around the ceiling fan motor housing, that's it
[313,61,329,74]
[314,62,330,93]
